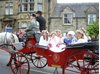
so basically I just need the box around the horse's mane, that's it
[0,32,19,44]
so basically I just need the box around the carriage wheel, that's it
[53,68,59,74]
[66,51,99,74]
[10,52,30,74]
[31,54,47,68]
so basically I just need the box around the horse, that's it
[0,32,19,51]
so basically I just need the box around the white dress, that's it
[48,36,66,53]
[74,38,88,44]
[39,36,49,46]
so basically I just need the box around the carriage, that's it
[0,33,99,74]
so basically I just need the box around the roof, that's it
[52,3,99,17]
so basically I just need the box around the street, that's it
[0,49,69,74]
[0,49,74,74]
[0,0,99,74]
[0,49,99,74]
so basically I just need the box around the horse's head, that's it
[0,32,19,50]
[0,32,19,44]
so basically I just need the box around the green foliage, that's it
[86,22,99,39]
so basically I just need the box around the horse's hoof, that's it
[6,63,10,66]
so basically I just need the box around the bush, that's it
[86,22,99,40]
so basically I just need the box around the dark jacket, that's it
[36,16,46,32]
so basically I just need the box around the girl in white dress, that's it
[48,31,66,53]
[74,30,88,44]
[39,30,49,46]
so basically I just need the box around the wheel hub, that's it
[15,61,22,67]
[35,56,41,59]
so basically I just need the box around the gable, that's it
[85,6,98,14]
[51,3,99,18]
[61,6,75,17]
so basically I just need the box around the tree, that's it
[86,22,99,40]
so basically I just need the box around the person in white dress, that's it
[39,30,49,46]
[74,30,88,44]
[48,31,66,53]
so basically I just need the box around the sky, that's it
[57,0,99,3]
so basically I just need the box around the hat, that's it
[76,30,84,35]
[50,31,56,36]
[36,11,42,15]
[67,31,75,35]
[55,29,61,33]
[42,30,49,33]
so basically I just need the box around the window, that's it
[30,0,34,2]
[19,0,34,12]
[21,0,28,3]
[21,23,27,28]
[88,14,96,25]
[38,0,43,3]
[19,22,29,28]
[22,4,28,11]
[30,3,34,11]
[37,0,43,11]
[37,3,43,11]
[5,2,13,15]
[63,13,73,25]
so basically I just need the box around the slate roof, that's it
[52,3,99,17]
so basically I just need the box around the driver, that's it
[25,14,41,43]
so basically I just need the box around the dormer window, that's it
[88,14,96,25]
[63,13,73,25]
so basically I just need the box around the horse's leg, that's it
[7,56,12,66]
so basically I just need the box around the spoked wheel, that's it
[10,52,30,74]
[66,51,99,74]
[53,68,59,74]
[31,54,47,68]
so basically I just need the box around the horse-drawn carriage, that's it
[0,33,99,74]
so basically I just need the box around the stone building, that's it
[0,0,20,32]
[0,0,57,32]
[0,1,99,33]
[50,3,99,33]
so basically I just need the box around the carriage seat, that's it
[66,41,98,49]
[24,31,41,43]
[35,43,49,49]
[12,42,24,50]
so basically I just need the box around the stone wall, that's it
[50,17,91,33]
[13,0,19,15]
[0,1,4,31]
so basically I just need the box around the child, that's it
[48,31,66,52]
[74,30,88,44]
[39,30,49,46]
[64,31,77,44]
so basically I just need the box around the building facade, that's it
[0,1,99,33]
[0,0,57,32]
[50,3,99,33]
